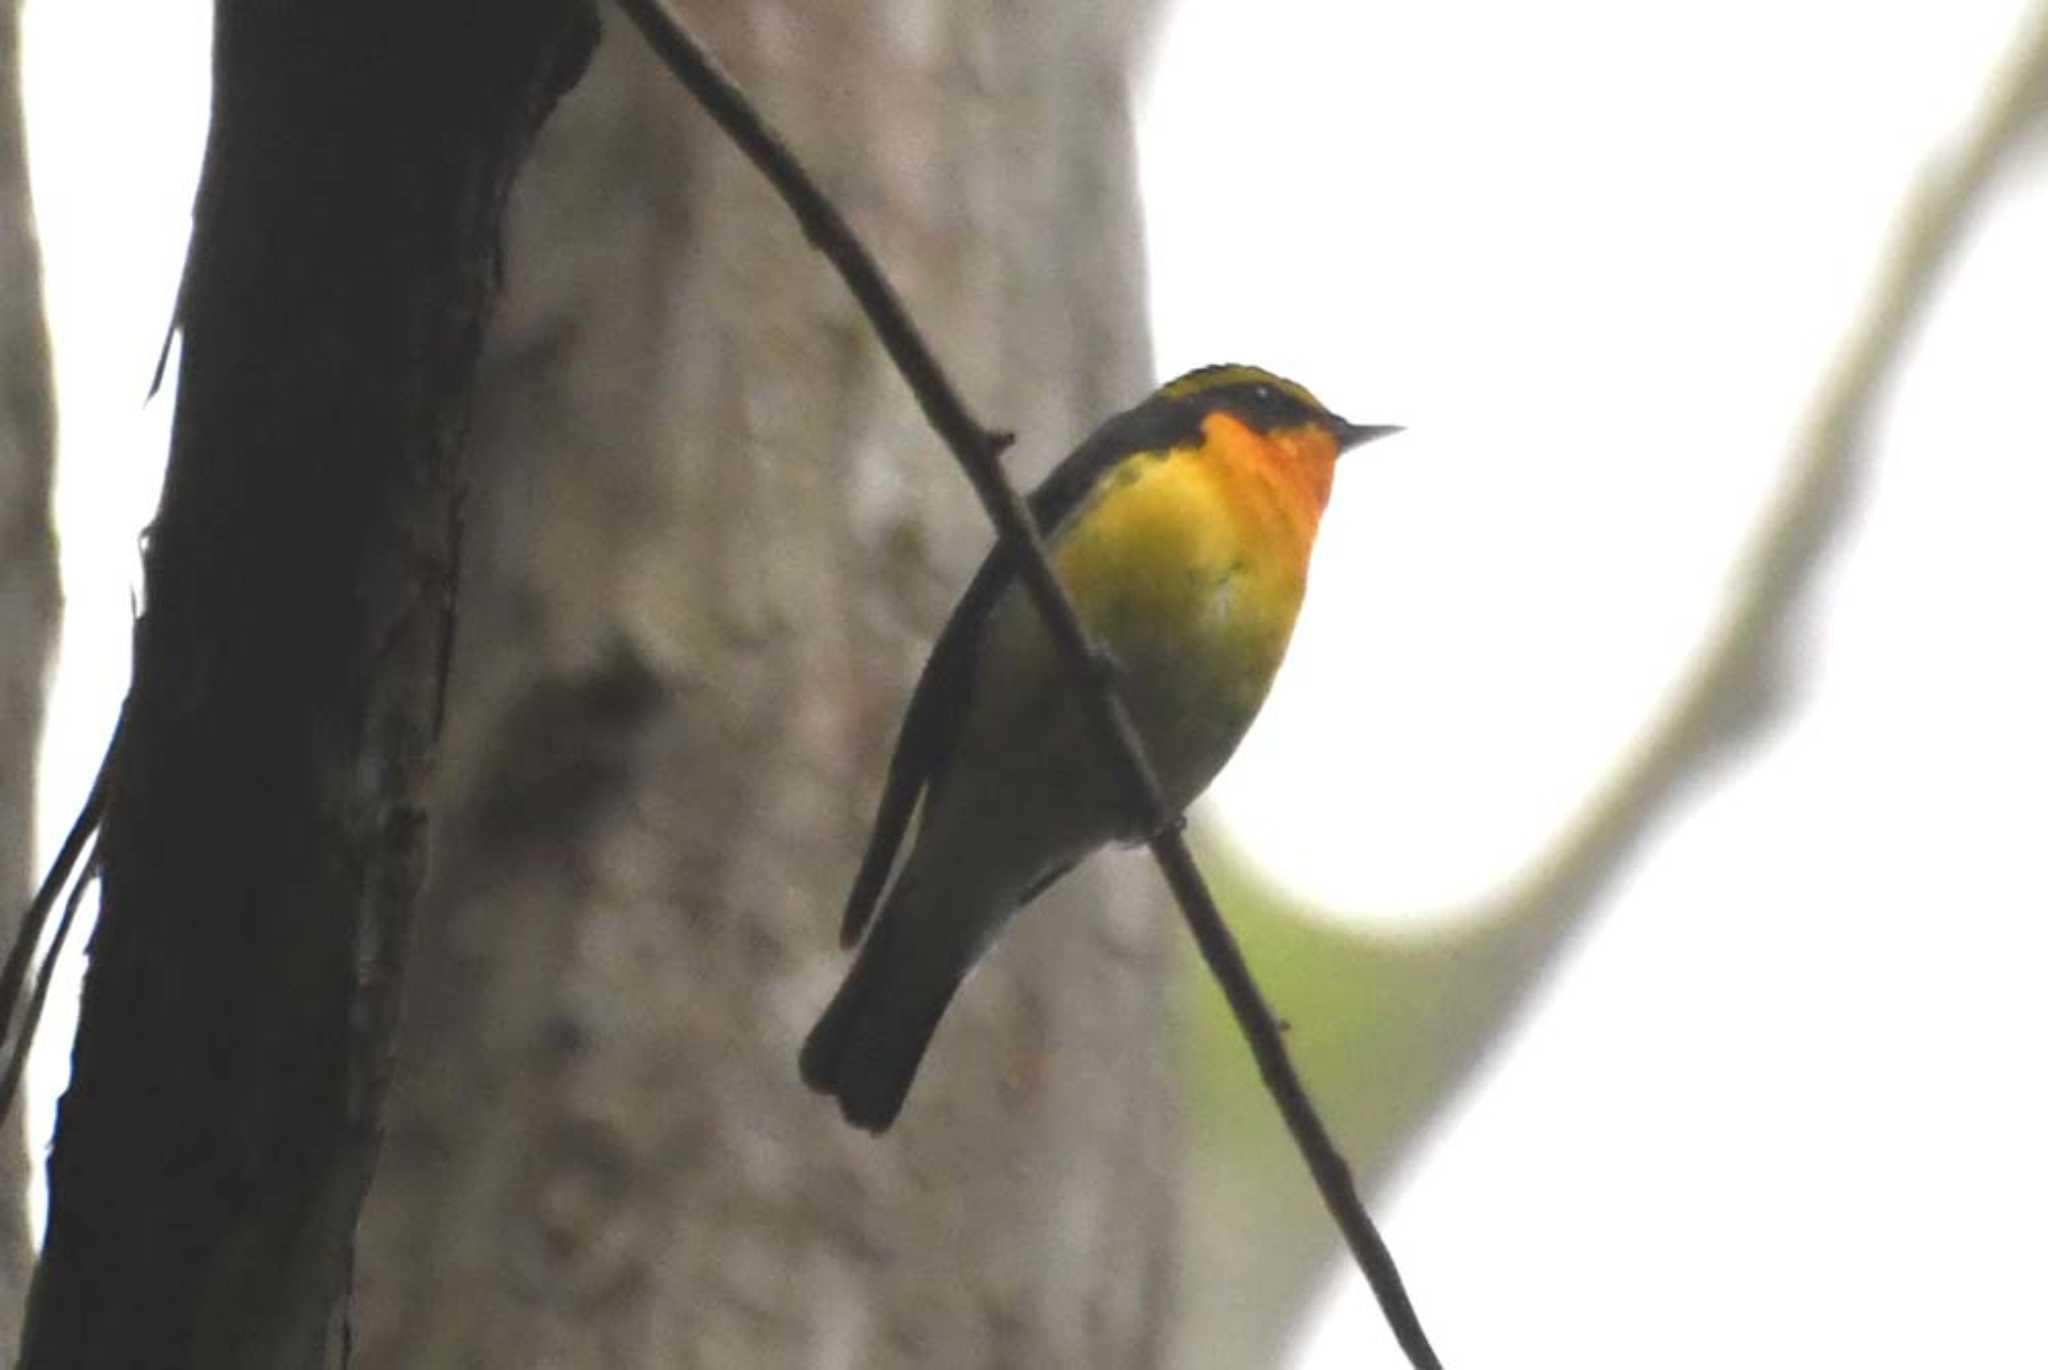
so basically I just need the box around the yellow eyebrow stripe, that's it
[1156,364,1327,413]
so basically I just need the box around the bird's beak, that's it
[1331,419,1403,453]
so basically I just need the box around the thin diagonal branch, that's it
[0,724,117,1122]
[610,1,1443,1364]
[0,839,98,1118]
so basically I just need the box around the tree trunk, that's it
[354,4,1173,1366]
[0,0,56,1352]
[21,6,596,1367]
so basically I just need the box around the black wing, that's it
[837,396,1204,946]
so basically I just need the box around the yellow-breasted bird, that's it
[801,364,1397,1131]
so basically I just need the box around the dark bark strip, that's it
[22,6,596,1368]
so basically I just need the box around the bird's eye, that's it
[1252,385,1274,403]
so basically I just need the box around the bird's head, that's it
[1156,363,1399,455]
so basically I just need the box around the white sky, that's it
[19,0,2048,1365]
[20,0,207,1213]
[1138,0,2048,1365]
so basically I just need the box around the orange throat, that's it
[1199,411,1338,561]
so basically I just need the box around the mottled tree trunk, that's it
[0,0,56,1353]
[20,5,595,1367]
[354,4,1173,1366]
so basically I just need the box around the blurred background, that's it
[8,0,2046,1365]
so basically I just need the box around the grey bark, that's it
[0,0,56,1354]
[354,4,1173,1367]
[20,5,596,1367]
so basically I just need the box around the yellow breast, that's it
[1047,413,1337,800]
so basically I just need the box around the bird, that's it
[800,363,1398,1131]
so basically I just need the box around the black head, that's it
[1156,363,1399,451]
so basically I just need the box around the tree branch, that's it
[0,732,112,1122]
[611,1,1443,1364]
[1452,0,2048,977]
[0,840,97,1123]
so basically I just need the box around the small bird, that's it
[801,364,1397,1131]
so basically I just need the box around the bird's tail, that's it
[799,866,977,1133]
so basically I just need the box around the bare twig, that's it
[0,839,100,1117]
[0,722,117,1121]
[611,0,1443,1364]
